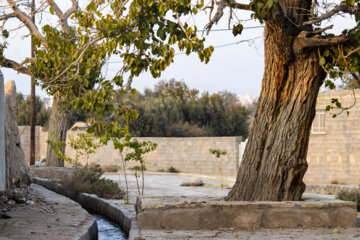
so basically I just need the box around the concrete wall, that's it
[304,89,360,184]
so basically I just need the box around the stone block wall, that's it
[21,126,242,176]
[65,131,242,176]
[304,89,360,184]
[18,126,47,163]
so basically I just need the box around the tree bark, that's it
[226,12,327,200]
[46,95,69,167]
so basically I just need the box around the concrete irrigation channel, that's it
[32,177,141,240]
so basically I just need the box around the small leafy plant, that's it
[114,136,157,203]
[209,148,227,188]
[68,132,102,166]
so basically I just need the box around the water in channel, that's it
[92,214,127,240]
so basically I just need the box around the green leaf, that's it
[232,24,244,37]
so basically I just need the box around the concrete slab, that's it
[0,184,97,240]
[104,172,230,204]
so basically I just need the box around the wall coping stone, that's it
[136,195,358,230]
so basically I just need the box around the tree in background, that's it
[126,79,249,137]
[16,93,51,128]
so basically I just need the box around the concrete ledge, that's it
[31,167,75,181]
[33,177,140,239]
[136,196,358,230]
[306,184,360,195]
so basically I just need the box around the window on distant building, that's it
[311,109,326,134]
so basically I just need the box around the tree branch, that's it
[46,0,78,34]
[7,0,48,48]
[0,13,15,21]
[2,58,32,76]
[294,31,347,54]
[204,0,226,35]
[226,1,250,10]
[63,0,78,21]
[303,5,359,25]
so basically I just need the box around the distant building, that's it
[304,89,360,184]
[42,96,53,109]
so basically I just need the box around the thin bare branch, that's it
[204,0,226,35]
[46,0,78,33]
[339,44,360,83]
[176,12,189,40]
[0,13,15,21]
[7,0,48,48]
[345,47,360,59]
[63,0,78,26]
[226,1,250,11]
[303,5,359,25]
[311,25,333,35]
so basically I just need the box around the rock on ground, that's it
[4,80,31,188]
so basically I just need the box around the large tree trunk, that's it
[46,95,69,167]
[226,14,327,200]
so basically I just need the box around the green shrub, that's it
[61,165,124,199]
[336,189,360,211]
[168,166,179,173]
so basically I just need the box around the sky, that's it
[0,0,356,98]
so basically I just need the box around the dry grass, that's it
[101,164,121,173]
[336,189,360,211]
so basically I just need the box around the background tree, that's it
[126,79,249,137]
[16,93,51,128]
